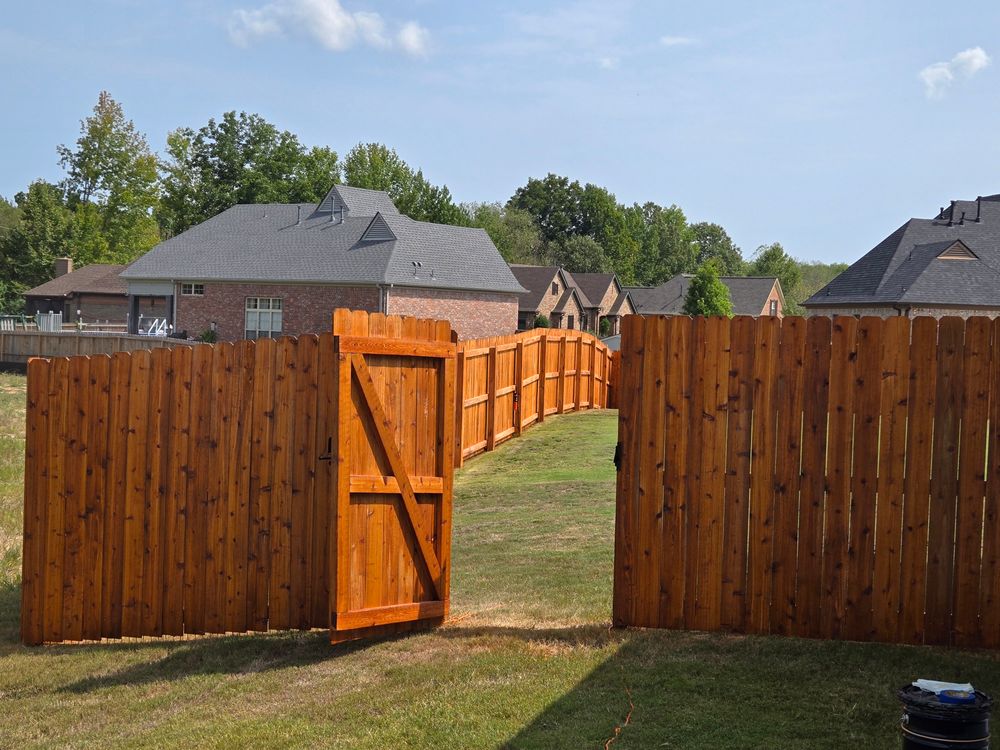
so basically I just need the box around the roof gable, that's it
[938,240,977,259]
[316,184,399,218]
[360,213,396,243]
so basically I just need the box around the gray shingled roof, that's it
[122,186,524,295]
[25,264,128,297]
[804,196,1000,308]
[626,275,780,316]
[564,272,616,308]
[509,265,562,311]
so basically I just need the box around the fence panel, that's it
[22,310,456,646]
[614,313,1000,648]
[454,329,614,466]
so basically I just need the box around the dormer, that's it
[318,185,348,224]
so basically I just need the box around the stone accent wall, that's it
[805,305,1000,319]
[175,282,380,341]
[551,293,585,331]
[386,287,518,340]
[534,273,563,322]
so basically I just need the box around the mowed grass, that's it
[0,379,998,748]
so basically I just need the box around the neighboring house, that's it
[804,195,1000,318]
[23,258,168,326]
[121,185,525,340]
[626,274,784,317]
[509,265,635,333]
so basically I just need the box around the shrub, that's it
[197,329,218,343]
[534,314,550,329]
[599,317,611,336]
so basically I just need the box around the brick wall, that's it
[386,287,518,340]
[756,285,785,318]
[551,293,584,330]
[175,282,380,341]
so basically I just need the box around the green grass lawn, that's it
[0,376,998,748]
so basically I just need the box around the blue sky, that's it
[2,0,999,263]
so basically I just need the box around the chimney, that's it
[977,196,983,222]
[948,200,957,226]
[54,257,73,277]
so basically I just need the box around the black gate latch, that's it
[613,442,622,472]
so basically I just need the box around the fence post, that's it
[514,339,524,436]
[557,336,567,414]
[485,345,497,451]
[454,348,465,468]
[538,335,547,423]
[576,336,584,410]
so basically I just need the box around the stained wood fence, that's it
[455,329,614,466]
[21,310,456,645]
[614,314,1000,648]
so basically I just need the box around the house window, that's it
[181,283,205,296]
[552,282,559,295]
[567,315,575,330]
[769,300,778,316]
[245,297,283,339]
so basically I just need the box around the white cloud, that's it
[660,35,697,47]
[919,46,991,98]
[598,56,619,70]
[397,21,430,57]
[228,0,430,57]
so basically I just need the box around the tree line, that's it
[0,92,846,314]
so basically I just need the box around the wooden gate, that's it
[21,310,456,645]
[330,310,455,642]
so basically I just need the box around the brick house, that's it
[121,185,524,340]
[626,274,784,317]
[23,258,167,327]
[804,195,1000,318]
[509,265,635,333]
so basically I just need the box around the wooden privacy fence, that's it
[21,309,456,645]
[455,328,614,466]
[614,313,1000,648]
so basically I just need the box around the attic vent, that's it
[361,213,395,243]
[938,241,977,260]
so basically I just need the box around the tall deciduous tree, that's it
[689,222,746,275]
[683,260,734,317]
[749,242,801,301]
[0,182,72,311]
[159,111,341,236]
[508,174,583,242]
[550,235,611,273]
[628,202,693,285]
[342,143,465,225]
[463,203,543,263]
[57,91,160,261]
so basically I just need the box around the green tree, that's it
[628,202,693,285]
[0,182,72,311]
[159,111,340,236]
[550,234,610,273]
[534,314,550,328]
[689,222,746,275]
[749,242,802,308]
[343,143,464,225]
[508,174,583,242]
[57,91,160,261]
[683,260,734,317]
[579,183,639,283]
[463,203,543,263]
